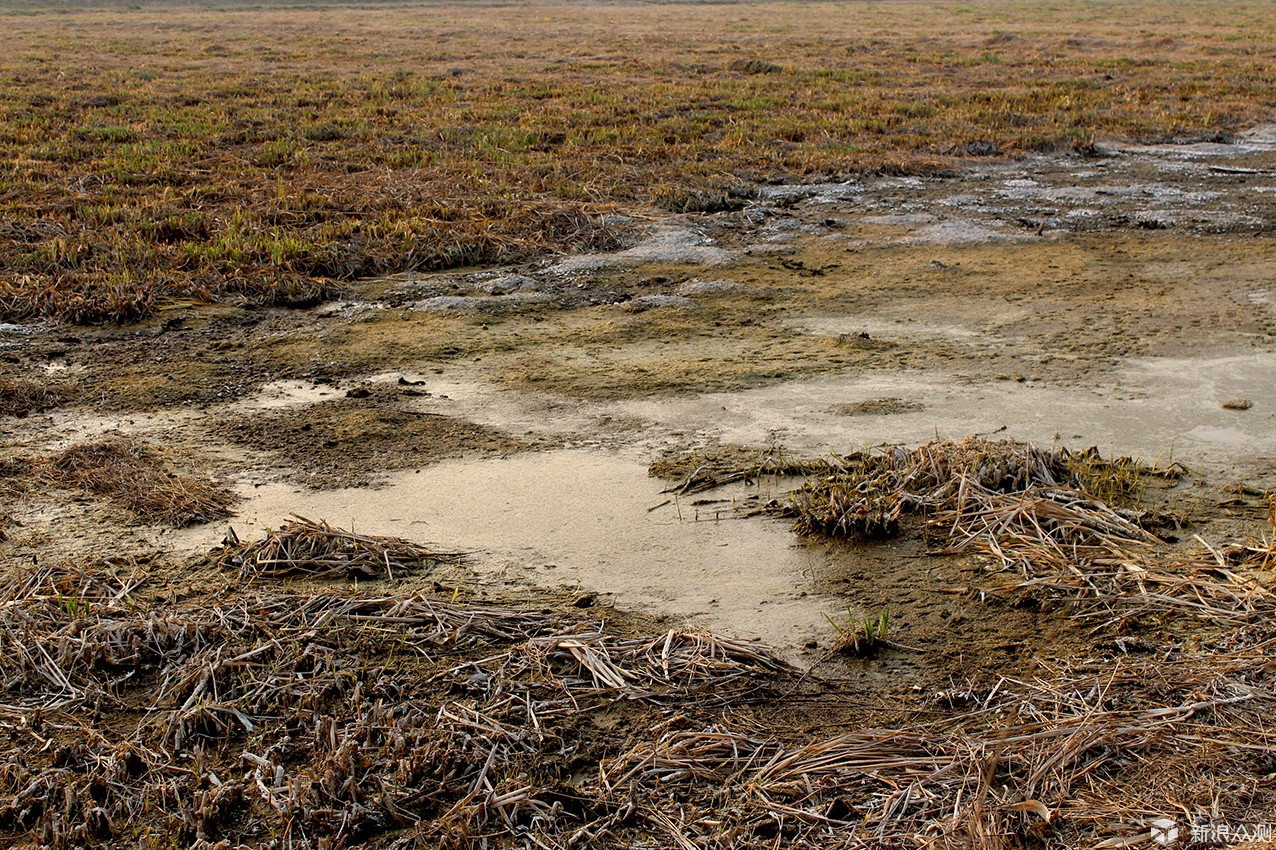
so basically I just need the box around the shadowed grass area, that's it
[1,0,1275,322]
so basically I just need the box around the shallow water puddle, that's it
[176,449,837,649]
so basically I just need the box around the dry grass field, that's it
[2,0,1275,321]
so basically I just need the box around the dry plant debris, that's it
[218,515,462,580]
[2,541,1274,849]
[0,377,67,418]
[38,436,234,526]
[0,560,792,850]
[971,497,1276,629]
[779,437,1276,629]
[651,443,835,496]
[600,636,1275,850]
[787,436,1163,540]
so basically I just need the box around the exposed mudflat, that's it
[4,132,1275,681]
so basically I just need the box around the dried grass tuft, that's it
[218,515,461,580]
[1223,495,1276,571]
[784,437,1274,628]
[788,437,1161,540]
[947,485,1275,627]
[0,377,66,418]
[39,436,233,526]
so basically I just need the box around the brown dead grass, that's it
[219,515,462,580]
[0,377,67,418]
[2,512,1274,849]
[788,437,1167,539]
[2,0,1275,322]
[39,436,234,526]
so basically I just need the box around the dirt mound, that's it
[217,393,533,488]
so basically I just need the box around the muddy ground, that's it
[3,127,1276,846]
[6,126,1276,656]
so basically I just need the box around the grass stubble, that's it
[2,0,1276,323]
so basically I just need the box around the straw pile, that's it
[217,515,462,580]
[0,555,789,850]
[0,376,66,418]
[595,634,1275,850]
[3,500,1275,848]
[970,497,1276,628]
[787,437,1161,540]
[38,437,234,526]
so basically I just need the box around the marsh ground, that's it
[2,2,1276,848]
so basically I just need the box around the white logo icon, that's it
[1150,818,1179,846]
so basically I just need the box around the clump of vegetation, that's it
[1060,445,1178,508]
[789,437,1164,540]
[218,515,461,580]
[40,436,233,526]
[827,608,891,657]
[0,377,68,418]
[786,437,1276,629]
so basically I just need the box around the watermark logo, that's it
[1144,818,1275,846]
[1189,821,1274,844]
[1149,818,1179,846]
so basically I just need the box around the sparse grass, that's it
[39,436,234,526]
[2,1,1275,322]
[1061,445,1183,507]
[827,607,891,657]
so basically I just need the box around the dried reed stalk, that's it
[788,437,1162,540]
[219,515,462,580]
